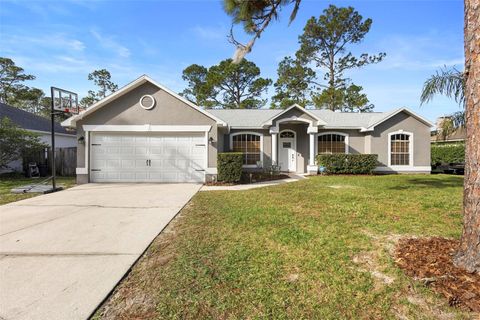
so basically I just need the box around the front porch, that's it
[269,121,318,175]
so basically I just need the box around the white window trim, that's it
[139,94,156,110]
[317,131,349,154]
[229,131,264,168]
[279,129,296,139]
[388,130,414,168]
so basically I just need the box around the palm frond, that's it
[420,67,465,106]
[451,110,465,128]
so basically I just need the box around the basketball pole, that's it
[50,86,57,192]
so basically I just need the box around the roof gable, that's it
[364,108,433,131]
[261,104,327,127]
[62,75,226,127]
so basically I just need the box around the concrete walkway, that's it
[0,183,201,320]
[200,174,307,191]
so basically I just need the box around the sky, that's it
[0,0,464,123]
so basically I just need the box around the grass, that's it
[96,174,473,320]
[0,173,76,205]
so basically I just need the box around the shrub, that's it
[316,154,378,174]
[431,143,465,166]
[217,152,243,182]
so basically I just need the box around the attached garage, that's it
[62,76,227,184]
[90,132,206,183]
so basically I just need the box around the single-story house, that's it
[62,75,433,184]
[0,102,77,172]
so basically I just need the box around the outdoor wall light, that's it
[78,136,85,144]
[209,137,214,144]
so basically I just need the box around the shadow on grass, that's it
[389,175,463,190]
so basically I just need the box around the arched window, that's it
[280,131,295,138]
[230,132,263,167]
[389,132,412,166]
[318,133,348,154]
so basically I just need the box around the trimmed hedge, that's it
[217,152,243,182]
[431,143,465,166]
[316,154,378,174]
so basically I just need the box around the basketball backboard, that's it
[51,87,79,114]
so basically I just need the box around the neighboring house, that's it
[0,102,77,172]
[431,116,466,144]
[62,75,433,184]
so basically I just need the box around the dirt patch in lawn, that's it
[395,237,480,312]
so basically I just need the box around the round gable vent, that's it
[139,95,156,110]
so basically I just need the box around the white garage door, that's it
[90,132,206,183]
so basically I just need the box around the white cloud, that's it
[90,29,131,58]
[372,34,464,71]
[0,33,85,52]
[191,25,226,40]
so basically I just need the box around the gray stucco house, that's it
[62,75,433,184]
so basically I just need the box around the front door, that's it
[278,130,296,172]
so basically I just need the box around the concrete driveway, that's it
[0,183,201,320]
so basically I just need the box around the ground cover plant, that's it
[94,174,476,320]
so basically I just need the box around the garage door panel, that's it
[120,159,136,169]
[91,132,205,183]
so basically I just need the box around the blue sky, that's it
[0,0,464,122]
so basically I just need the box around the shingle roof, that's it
[208,108,400,129]
[309,109,389,128]
[0,102,75,135]
[208,109,280,128]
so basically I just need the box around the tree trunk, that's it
[454,0,480,273]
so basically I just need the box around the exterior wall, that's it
[76,128,87,183]
[75,82,219,183]
[370,111,431,172]
[36,133,77,148]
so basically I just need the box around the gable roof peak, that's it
[62,75,226,128]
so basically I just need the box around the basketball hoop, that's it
[49,86,78,193]
[51,87,79,114]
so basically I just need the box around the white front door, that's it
[278,130,296,172]
[90,132,206,183]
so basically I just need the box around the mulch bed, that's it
[395,237,480,312]
[205,174,289,186]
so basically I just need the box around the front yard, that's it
[96,174,474,319]
[0,174,76,205]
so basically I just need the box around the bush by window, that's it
[316,154,378,174]
[217,152,243,182]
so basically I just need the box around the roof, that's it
[209,107,433,130]
[261,104,327,126]
[62,75,227,128]
[431,127,466,142]
[208,109,280,128]
[0,102,75,135]
[60,74,432,131]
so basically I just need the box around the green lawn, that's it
[96,174,472,320]
[0,174,76,205]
